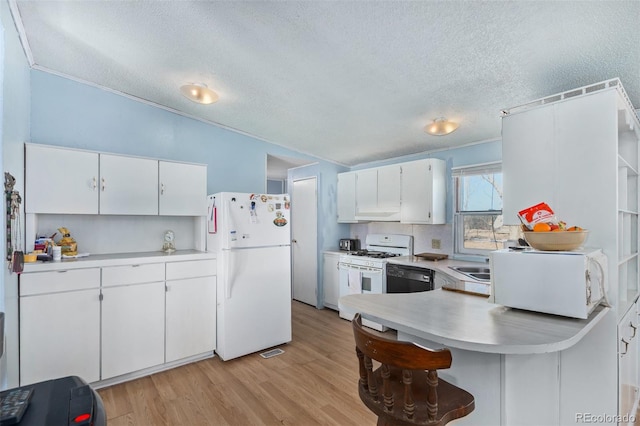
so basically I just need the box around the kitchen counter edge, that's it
[339,289,610,355]
[21,250,216,272]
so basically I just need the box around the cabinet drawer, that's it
[166,260,216,280]
[102,263,165,287]
[20,268,101,296]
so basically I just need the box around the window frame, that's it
[452,162,513,257]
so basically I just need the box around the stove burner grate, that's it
[348,250,400,259]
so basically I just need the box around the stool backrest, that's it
[352,313,452,370]
[352,313,474,425]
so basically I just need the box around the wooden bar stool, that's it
[352,313,475,426]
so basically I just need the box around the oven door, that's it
[338,263,384,297]
[338,262,385,331]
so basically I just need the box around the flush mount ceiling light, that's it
[424,117,459,136]
[180,83,219,104]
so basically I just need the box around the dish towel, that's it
[348,270,362,294]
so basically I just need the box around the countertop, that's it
[339,289,609,355]
[21,249,215,272]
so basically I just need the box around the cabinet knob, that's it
[161,183,165,195]
[630,321,638,338]
[92,177,97,190]
[292,239,297,243]
[101,177,106,192]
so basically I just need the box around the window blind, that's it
[451,161,501,177]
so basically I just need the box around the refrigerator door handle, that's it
[225,199,236,249]
[225,250,235,299]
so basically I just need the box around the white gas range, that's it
[338,234,413,330]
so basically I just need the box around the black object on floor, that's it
[0,376,105,426]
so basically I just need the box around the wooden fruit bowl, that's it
[523,230,588,251]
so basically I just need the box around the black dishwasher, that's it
[385,264,434,293]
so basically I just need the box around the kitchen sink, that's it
[449,266,491,282]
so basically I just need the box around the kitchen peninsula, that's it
[339,290,617,425]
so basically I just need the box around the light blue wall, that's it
[1,0,32,389]
[30,70,334,196]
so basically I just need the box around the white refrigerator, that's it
[207,192,292,361]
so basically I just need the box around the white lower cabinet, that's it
[101,281,166,379]
[19,269,101,385]
[433,271,458,290]
[19,256,217,385]
[322,252,341,310]
[166,276,216,362]
[619,300,639,421]
[165,259,217,362]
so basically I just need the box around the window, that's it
[453,162,520,256]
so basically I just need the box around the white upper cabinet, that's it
[337,171,359,223]
[99,154,159,215]
[377,165,402,212]
[355,164,401,221]
[400,158,446,224]
[26,144,99,214]
[355,168,378,214]
[159,161,207,216]
[337,160,446,224]
[25,144,207,216]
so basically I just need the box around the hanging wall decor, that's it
[5,172,23,273]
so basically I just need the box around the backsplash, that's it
[33,214,204,255]
[350,222,453,255]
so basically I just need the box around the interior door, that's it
[292,177,318,306]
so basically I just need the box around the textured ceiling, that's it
[11,0,640,166]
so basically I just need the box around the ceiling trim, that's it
[8,0,34,66]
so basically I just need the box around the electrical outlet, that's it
[431,239,441,249]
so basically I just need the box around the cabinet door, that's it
[102,263,165,287]
[322,253,341,310]
[401,160,432,224]
[20,289,100,385]
[501,106,555,225]
[433,272,448,290]
[101,282,165,379]
[25,144,99,214]
[159,161,207,216]
[165,276,217,362]
[619,302,639,420]
[337,172,358,223]
[99,154,158,215]
[355,169,378,213]
[376,165,401,212]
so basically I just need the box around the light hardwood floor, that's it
[98,301,377,425]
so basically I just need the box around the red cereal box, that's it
[518,202,558,230]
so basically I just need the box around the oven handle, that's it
[339,263,383,274]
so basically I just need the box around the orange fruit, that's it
[567,226,583,231]
[533,222,552,232]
